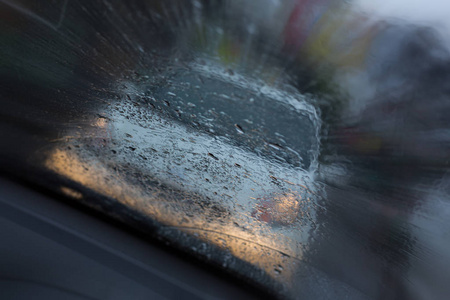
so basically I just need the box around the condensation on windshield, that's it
[2,0,450,299]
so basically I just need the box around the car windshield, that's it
[2,0,450,299]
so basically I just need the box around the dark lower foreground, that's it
[3,169,448,300]
[0,177,271,300]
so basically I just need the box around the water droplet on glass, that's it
[235,124,244,134]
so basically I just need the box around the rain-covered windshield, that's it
[1,0,450,299]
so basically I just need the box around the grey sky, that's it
[356,0,450,43]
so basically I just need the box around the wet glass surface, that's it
[1,0,450,299]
